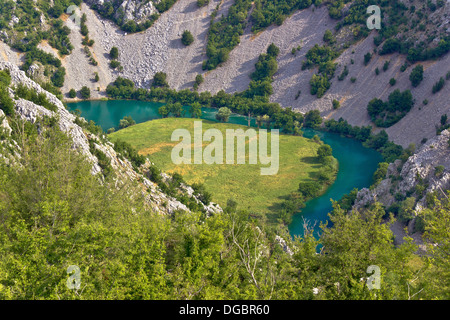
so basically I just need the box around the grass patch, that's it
[109,118,334,216]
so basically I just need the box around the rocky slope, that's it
[54,0,450,149]
[0,61,222,216]
[354,129,450,247]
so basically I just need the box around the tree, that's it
[181,30,194,46]
[304,110,322,128]
[80,86,91,99]
[195,74,204,86]
[267,43,280,58]
[409,65,424,87]
[372,162,389,186]
[317,144,332,162]
[432,77,445,93]
[94,72,99,82]
[332,99,340,109]
[0,87,14,116]
[158,106,169,118]
[216,107,231,122]
[68,89,77,98]
[364,52,372,66]
[110,46,119,59]
[152,72,169,88]
[119,115,136,129]
[189,102,202,118]
[110,60,121,69]
[323,29,334,43]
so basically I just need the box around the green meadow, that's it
[109,118,333,215]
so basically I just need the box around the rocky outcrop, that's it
[354,130,450,248]
[84,0,159,24]
[354,130,450,211]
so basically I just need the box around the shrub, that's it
[332,99,340,109]
[152,72,169,88]
[304,110,322,128]
[110,47,119,59]
[181,30,194,46]
[409,65,424,87]
[68,89,77,98]
[389,78,396,86]
[364,52,372,66]
[298,181,322,198]
[197,0,209,7]
[110,60,121,69]
[195,74,204,86]
[0,87,14,116]
[215,107,231,122]
[119,115,136,129]
[432,77,445,93]
[80,86,91,99]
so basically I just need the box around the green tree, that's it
[110,46,119,59]
[119,115,136,129]
[181,30,194,46]
[68,88,77,98]
[409,65,424,87]
[304,110,322,128]
[189,102,202,118]
[216,107,231,122]
[152,72,169,88]
[80,86,91,99]
[317,144,333,163]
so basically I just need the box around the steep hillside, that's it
[0,61,221,216]
[63,0,450,148]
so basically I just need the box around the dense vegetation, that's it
[367,89,414,128]
[0,119,448,299]
[203,0,252,70]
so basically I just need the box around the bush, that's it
[432,77,445,94]
[304,110,322,128]
[298,181,322,198]
[0,87,14,116]
[110,47,119,60]
[332,99,340,110]
[181,30,194,46]
[110,60,121,69]
[364,52,372,66]
[119,115,136,129]
[409,65,424,87]
[215,107,231,122]
[389,78,396,86]
[68,88,77,98]
[152,72,169,88]
[80,86,91,99]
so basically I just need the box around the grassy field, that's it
[109,118,330,215]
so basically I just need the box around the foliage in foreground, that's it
[0,120,448,300]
